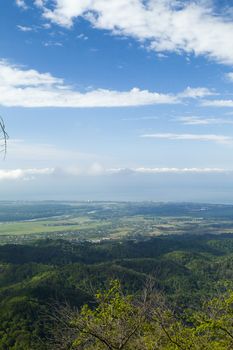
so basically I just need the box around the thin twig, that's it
[0,116,9,159]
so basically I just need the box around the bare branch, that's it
[0,116,9,159]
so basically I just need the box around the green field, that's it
[1,201,233,244]
[1,214,233,245]
[0,218,99,235]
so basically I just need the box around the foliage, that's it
[49,280,233,350]
[1,235,233,348]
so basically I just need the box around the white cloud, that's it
[0,60,62,87]
[60,166,233,176]
[77,33,88,40]
[15,0,27,9]
[43,41,63,47]
[202,99,233,108]
[0,60,210,108]
[61,162,105,176]
[141,133,233,144]
[201,100,233,108]
[0,166,228,180]
[177,116,212,125]
[0,168,54,181]
[178,87,215,99]
[17,25,33,32]
[42,23,51,29]
[34,0,44,8]
[107,167,228,174]
[226,72,233,82]
[122,116,158,121]
[87,162,105,175]
[40,0,233,65]
[177,116,233,125]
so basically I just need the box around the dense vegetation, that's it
[1,234,233,349]
[50,280,233,349]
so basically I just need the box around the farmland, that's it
[1,201,233,244]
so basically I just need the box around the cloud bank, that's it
[0,166,228,181]
[0,168,54,181]
[141,133,233,144]
[38,0,233,65]
[0,60,211,107]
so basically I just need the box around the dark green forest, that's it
[1,234,233,349]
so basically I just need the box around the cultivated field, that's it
[1,201,233,244]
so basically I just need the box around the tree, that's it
[50,280,148,350]
[0,116,8,158]
[48,280,233,350]
[48,279,190,350]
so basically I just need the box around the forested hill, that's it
[1,234,233,349]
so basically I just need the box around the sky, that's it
[1,0,233,202]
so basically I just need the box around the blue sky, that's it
[1,0,233,202]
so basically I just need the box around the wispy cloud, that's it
[43,41,63,47]
[17,25,33,32]
[0,60,211,108]
[107,167,228,175]
[39,0,233,65]
[77,33,88,40]
[178,87,215,99]
[141,133,233,144]
[0,168,54,181]
[122,116,158,121]
[177,116,233,125]
[202,99,233,108]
